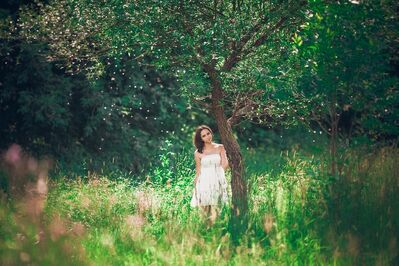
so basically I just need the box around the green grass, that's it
[1,144,398,265]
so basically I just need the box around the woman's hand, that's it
[194,151,201,184]
[220,145,229,170]
[220,145,227,155]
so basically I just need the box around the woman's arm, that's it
[219,145,229,170]
[194,151,201,184]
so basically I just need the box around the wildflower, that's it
[125,214,145,229]
[71,222,85,237]
[135,191,151,213]
[49,215,67,241]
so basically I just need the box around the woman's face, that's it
[200,129,212,144]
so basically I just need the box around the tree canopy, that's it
[16,0,309,125]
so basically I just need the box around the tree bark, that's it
[331,121,337,176]
[204,64,248,243]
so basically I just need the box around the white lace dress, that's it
[190,153,228,207]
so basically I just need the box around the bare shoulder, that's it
[194,149,201,158]
[211,143,224,152]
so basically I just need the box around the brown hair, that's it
[193,125,213,153]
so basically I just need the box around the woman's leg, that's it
[209,206,219,225]
[200,206,212,224]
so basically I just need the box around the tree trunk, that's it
[330,105,338,176]
[205,64,248,242]
[330,122,337,176]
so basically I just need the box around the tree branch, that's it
[227,90,264,127]
[311,109,332,137]
[222,1,306,71]
[191,1,227,19]
[191,94,212,110]
[222,21,263,71]
[243,1,307,56]
[222,6,280,71]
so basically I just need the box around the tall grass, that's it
[1,143,398,265]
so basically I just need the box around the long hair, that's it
[193,125,213,153]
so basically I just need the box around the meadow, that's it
[1,139,398,266]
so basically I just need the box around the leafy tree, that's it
[295,0,399,175]
[14,0,309,238]
[0,40,78,153]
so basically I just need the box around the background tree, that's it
[294,0,399,175]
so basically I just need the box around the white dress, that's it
[190,153,228,207]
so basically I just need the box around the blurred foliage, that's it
[294,0,399,143]
[0,31,211,174]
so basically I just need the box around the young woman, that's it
[190,125,229,218]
